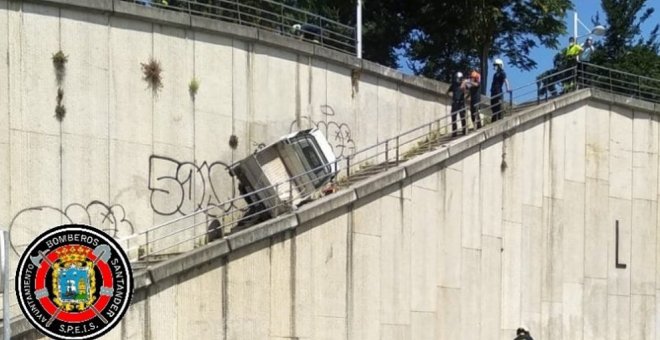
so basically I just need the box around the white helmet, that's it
[456,72,463,79]
[494,58,504,67]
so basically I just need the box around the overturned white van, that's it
[228,128,338,228]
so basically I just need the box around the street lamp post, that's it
[356,0,362,58]
[573,11,606,40]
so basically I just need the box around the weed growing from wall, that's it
[189,77,200,100]
[55,103,66,122]
[141,58,163,93]
[351,68,362,98]
[55,88,65,121]
[52,50,68,84]
[52,51,68,121]
[229,135,238,150]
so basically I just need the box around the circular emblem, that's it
[15,224,133,340]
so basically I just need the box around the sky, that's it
[397,0,660,92]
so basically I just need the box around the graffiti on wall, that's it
[290,105,356,157]
[8,106,355,252]
[9,201,134,255]
[148,155,237,218]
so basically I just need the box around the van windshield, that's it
[290,135,330,184]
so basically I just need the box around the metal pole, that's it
[1,230,10,340]
[356,0,362,58]
[573,11,578,40]
[145,231,149,260]
[385,140,389,170]
[395,136,400,165]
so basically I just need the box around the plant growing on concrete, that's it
[351,69,361,98]
[500,152,508,172]
[52,50,68,84]
[55,103,66,122]
[401,128,445,160]
[229,135,239,150]
[54,86,66,121]
[52,51,68,121]
[141,57,163,93]
[189,77,200,99]
[336,175,351,187]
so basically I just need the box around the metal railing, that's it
[3,62,660,321]
[124,0,357,54]
[116,65,589,261]
[0,276,21,326]
[577,63,660,104]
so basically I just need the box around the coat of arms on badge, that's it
[15,224,133,340]
[52,246,96,311]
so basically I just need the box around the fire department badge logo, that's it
[15,224,133,340]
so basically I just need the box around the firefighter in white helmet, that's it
[446,71,467,136]
[490,58,510,122]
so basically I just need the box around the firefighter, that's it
[466,68,482,129]
[490,59,510,122]
[514,327,534,340]
[446,71,467,136]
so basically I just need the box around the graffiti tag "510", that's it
[148,155,237,217]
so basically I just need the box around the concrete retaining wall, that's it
[0,0,450,265]
[55,90,654,340]
[7,1,660,340]
[13,90,660,339]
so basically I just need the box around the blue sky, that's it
[506,0,659,90]
[398,0,659,91]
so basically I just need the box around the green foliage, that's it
[52,50,68,85]
[52,50,68,69]
[589,0,660,77]
[276,0,412,66]
[583,0,660,102]
[55,103,66,121]
[598,0,659,60]
[284,0,571,73]
[141,58,163,93]
[189,77,200,99]
[228,135,238,150]
[163,0,572,88]
[406,0,572,87]
[53,50,67,122]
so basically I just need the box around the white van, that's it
[228,128,338,227]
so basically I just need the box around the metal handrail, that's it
[117,66,588,262]
[125,0,357,54]
[577,63,660,103]
[4,62,660,319]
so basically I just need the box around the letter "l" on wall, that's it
[615,220,627,269]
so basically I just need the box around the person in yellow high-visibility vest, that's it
[562,37,582,92]
[138,0,168,7]
[565,37,583,62]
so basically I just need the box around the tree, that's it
[160,0,573,92]
[589,0,660,75]
[598,0,659,60]
[292,0,414,67]
[275,0,572,86]
[406,0,572,92]
[584,0,660,101]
